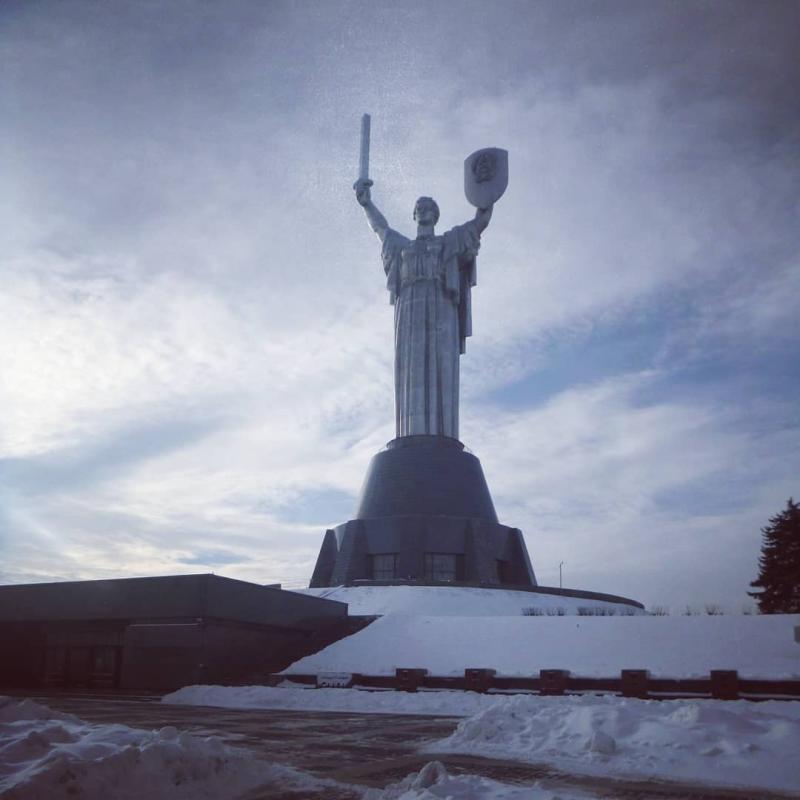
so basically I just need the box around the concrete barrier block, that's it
[540,669,570,696]
[396,667,428,692]
[621,669,650,698]
[465,668,497,693]
[710,670,739,700]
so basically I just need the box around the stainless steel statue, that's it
[310,125,541,590]
[354,114,508,439]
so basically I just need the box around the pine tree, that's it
[748,498,800,613]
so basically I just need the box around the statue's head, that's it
[413,196,440,226]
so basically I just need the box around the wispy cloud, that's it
[1,0,797,608]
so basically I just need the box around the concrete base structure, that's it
[304,582,645,614]
[311,435,537,587]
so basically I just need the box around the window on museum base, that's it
[370,553,398,580]
[424,553,464,582]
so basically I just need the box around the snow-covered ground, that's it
[428,694,800,794]
[0,696,328,800]
[6,688,798,798]
[163,687,800,794]
[364,760,596,800]
[164,683,501,716]
[298,584,641,616]
[282,612,800,678]
[163,610,800,795]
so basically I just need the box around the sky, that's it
[1,0,798,611]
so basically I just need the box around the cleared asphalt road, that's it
[14,691,796,800]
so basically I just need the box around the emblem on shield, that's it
[464,147,509,207]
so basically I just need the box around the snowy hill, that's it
[282,612,800,679]
[297,584,641,616]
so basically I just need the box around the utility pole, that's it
[559,561,564,589]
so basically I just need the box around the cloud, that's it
[468,370,800,607]
[0,0,797,608]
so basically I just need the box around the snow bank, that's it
[162,687,800,794]
[429,694,800,793]
[163,683,497,716]
[299,584,639,616]
[363,760,592,800]
[283,612,800,678]
[0,696,320,800]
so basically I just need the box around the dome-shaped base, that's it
[310,436,536,589]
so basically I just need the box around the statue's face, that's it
[414,197,438,226]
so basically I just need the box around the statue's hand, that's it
[474,203,493,232]
[353,178,373,207]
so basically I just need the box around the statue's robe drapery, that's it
[381,220,481,439]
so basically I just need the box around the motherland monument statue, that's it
[352,115,509,441]
[352,135,505,440]
[310,115,537,588]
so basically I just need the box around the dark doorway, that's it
[67,647,91,688]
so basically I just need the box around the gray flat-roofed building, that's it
[0,574,349,691]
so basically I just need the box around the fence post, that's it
[620,669,650,699]
[465,668,496,693]
[395,668,428,692]
[710,670,739,700]
[540,669,570,696]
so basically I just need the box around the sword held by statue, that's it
[359,113,371,181]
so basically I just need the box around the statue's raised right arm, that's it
[353,178,390,244]
[472,204,493,234]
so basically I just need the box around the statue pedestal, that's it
[310,436,537,588]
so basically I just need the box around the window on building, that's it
[424,553,463,582]
[370,553,398,580]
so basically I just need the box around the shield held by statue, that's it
[464,147,509,208]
